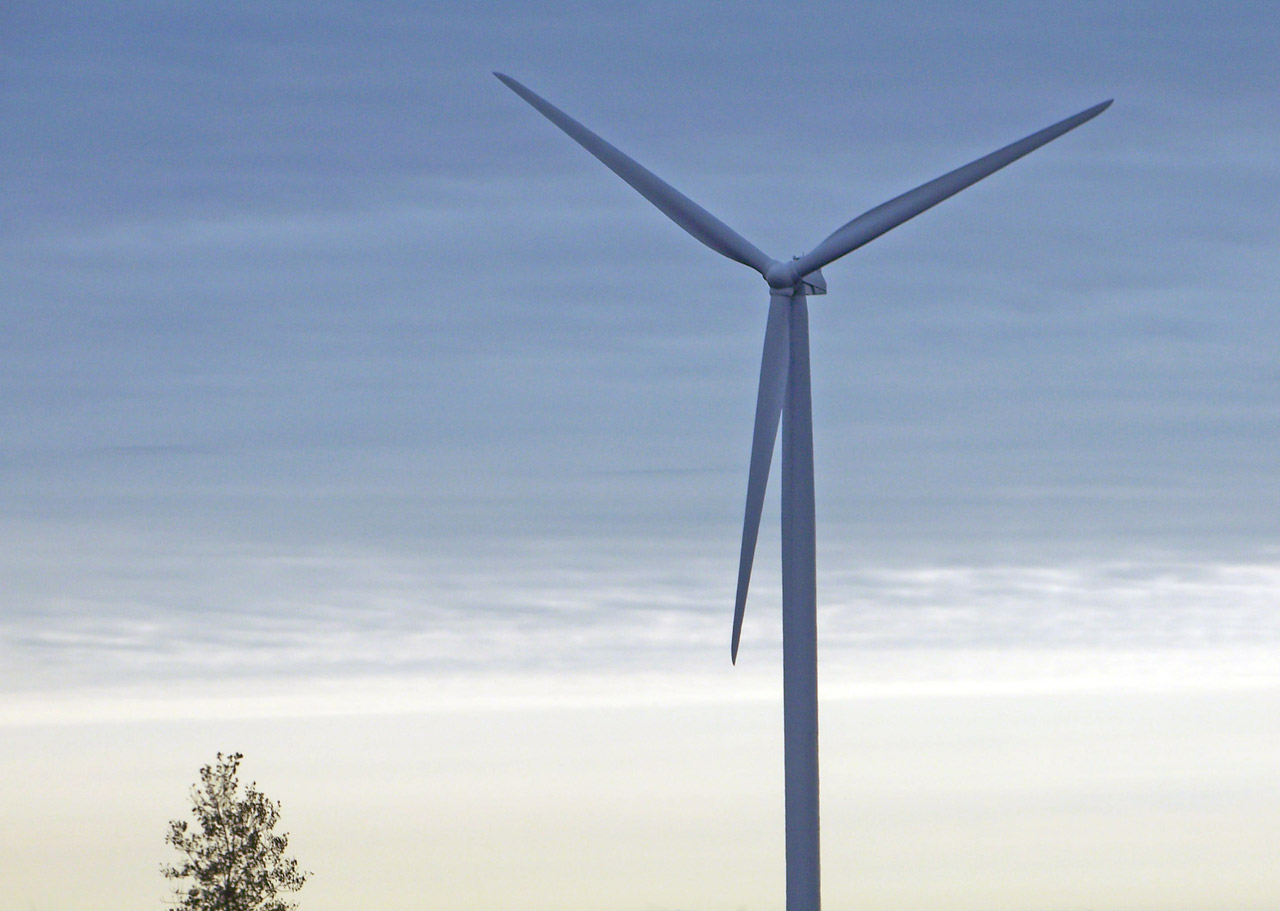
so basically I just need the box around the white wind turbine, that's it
[496,72,1109,911]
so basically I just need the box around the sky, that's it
[2,1,1279,909]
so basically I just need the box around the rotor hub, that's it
[765,260,800,290]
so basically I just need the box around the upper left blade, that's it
[495,73,774,276]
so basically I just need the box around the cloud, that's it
[4,509,1279,698]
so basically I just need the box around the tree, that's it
[163,752,309,911]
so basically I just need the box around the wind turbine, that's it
[495,72,1109,911]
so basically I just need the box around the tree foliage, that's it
[163,752,308,911]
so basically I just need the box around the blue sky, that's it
[4,0,1279,689]
[2,2,1279,909]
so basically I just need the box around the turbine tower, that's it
[496,73,1109,911]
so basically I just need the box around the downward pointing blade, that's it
[732,293,790,664]
[790,99,1112,278]
[494,73,775,275]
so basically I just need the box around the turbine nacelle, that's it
[765,259,827,295]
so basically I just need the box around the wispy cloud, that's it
[5,521,1278,700]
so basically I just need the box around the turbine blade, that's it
[732,293,790,664]
[494,73,775,275]
[790,99,1112,278]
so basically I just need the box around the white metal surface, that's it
[496,73,1109,911]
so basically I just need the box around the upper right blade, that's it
[732,293,790,664]
[790,99,1112,278]
[495,73,775,276]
